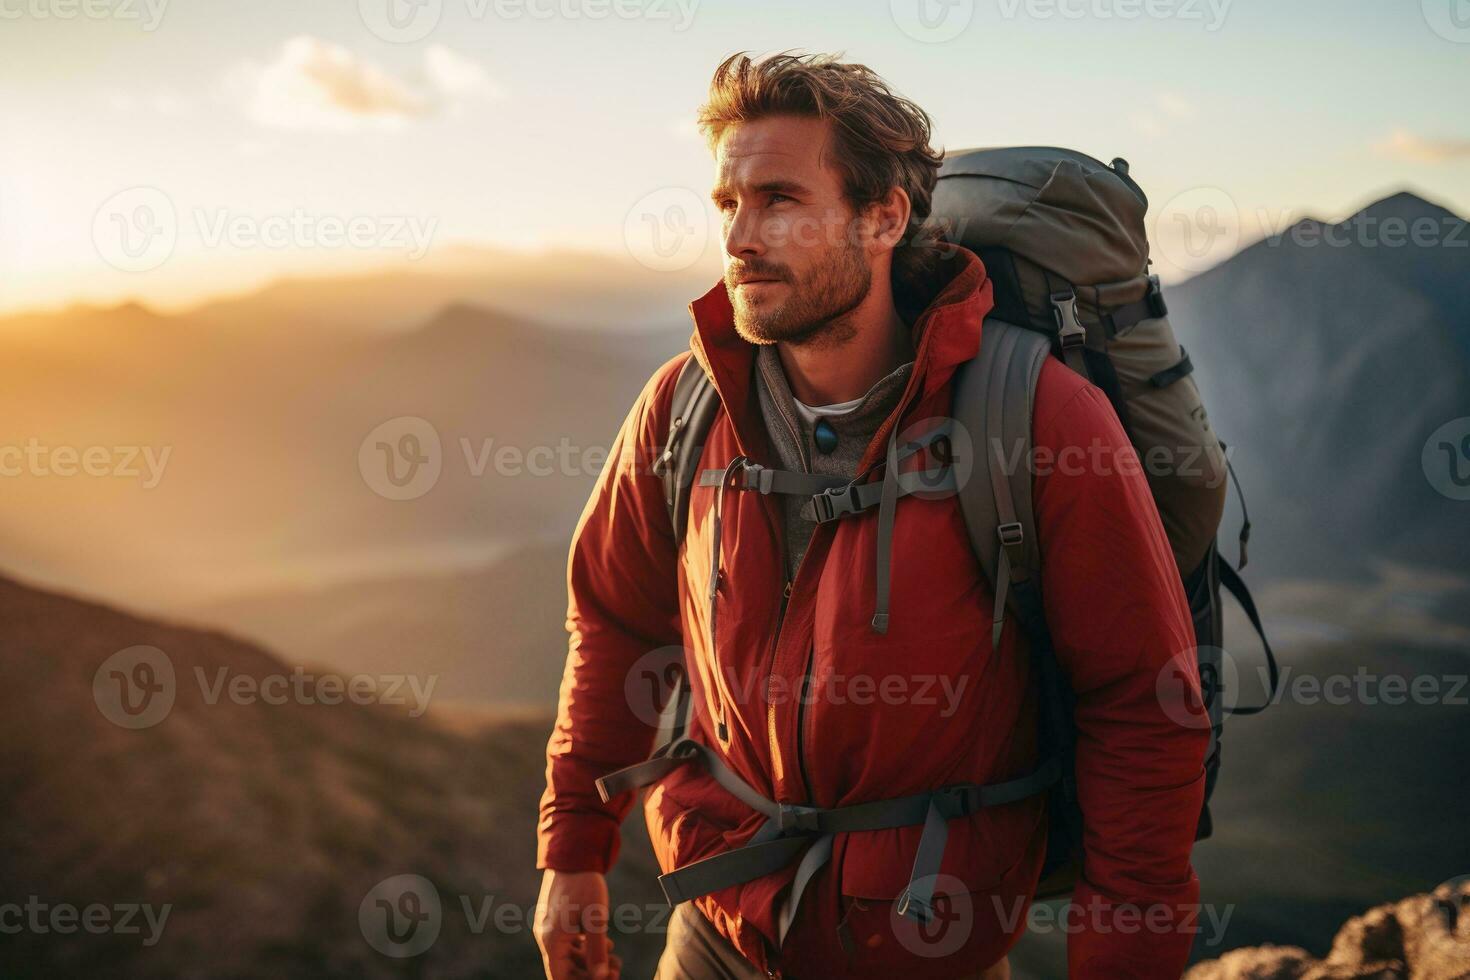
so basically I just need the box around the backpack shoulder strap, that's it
[655,354,721,547]
[956,317,1084,889]
[953,317,1051,644]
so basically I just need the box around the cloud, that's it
[235,36,504,131]
[1374,129,1470,164]
[423,45,505,101]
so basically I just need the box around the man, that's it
[536,52,1209,979]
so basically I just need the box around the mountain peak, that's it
[419,301,544,337]
[1353,189,1463,225]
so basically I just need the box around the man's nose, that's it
[723,204,766,259]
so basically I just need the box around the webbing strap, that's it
[802,466,956,523]
[871,423,902,634]
[637,737,1062,929]
[595,739,697,802]
[1100,276,1167,338]
[984,325,1032,648]
[896,798,949,922]
[660,832,812,906]
[777,833,834,945]
[1217,557,1279,716]
[802,421,959,526]
[1148,347,1194,388]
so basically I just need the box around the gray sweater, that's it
[753,343,914,581]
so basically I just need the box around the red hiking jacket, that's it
[539,248,1210,978]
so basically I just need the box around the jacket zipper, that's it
[790,384,927,804]
[758,359,820,803]
[764,359,923,805]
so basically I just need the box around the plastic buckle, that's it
[1050,291,1085,349]
[1146,274,1168,319]
[651,448,675,479]
[931,784,977,818]
[812,483,860,524]
[777,803,823,833]
[997,522,1025,549]
[896,890,933,924]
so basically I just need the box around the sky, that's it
[2,0,1468,315]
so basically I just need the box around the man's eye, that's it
[769,193,792,204]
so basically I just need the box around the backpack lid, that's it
[929,146,1151,292]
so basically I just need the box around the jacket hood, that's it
[685,247,995,463]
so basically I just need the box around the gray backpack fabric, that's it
[650,146,1278,900]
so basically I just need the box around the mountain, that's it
[187,537,572,706]
[0,245,717,336]
[1167,191,1470,580]
[0,571,665,979]
[179,245,717,335]
[0,294,685,607]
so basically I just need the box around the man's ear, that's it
[865,186,912,254]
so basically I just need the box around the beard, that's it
[728,238,871,349]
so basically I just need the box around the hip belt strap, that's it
[596,738,1060,938]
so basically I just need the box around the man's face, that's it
[711,115,874,346]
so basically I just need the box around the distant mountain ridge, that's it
[1168,190,1470,579]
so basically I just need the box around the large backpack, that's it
[650,146,1279,899]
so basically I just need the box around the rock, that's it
[1186,879,1470,980]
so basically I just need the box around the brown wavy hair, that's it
[696,51,947,314]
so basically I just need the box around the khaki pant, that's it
[653,902,1010,980]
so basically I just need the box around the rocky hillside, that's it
[1186,879,1470,979]
[0,572,665,979]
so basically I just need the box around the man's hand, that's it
[534,870,622,980]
